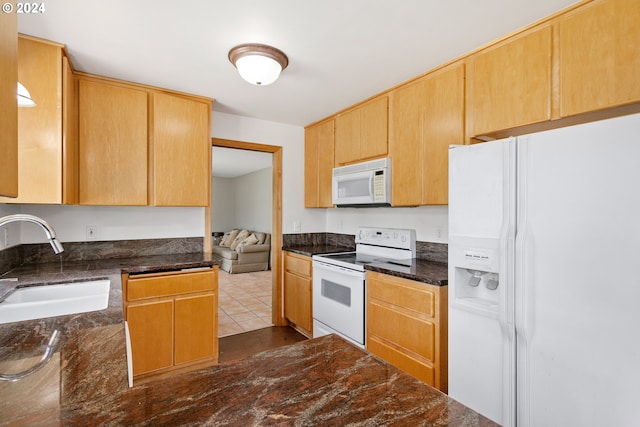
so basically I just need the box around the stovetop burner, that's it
[313,227,417,272]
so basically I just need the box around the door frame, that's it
[206,137,285,326]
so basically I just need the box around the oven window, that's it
[321,279,351,307]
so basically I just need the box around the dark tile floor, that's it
[218,326,308,363]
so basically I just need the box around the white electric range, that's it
[312,227,416,348]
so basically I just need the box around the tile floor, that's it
[218,269,273,337]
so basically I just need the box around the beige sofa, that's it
[212,229,271,274]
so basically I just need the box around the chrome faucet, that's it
[0,214,64,254]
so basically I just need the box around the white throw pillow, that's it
[220,229,239,247]
[237,233,259,249]
[230,229,250,251]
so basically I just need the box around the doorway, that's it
[205,138,285,336]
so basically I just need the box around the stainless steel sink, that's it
[0,279,110,324]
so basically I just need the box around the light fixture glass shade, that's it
[17,82,36,107]
[236,55,282,86]
[228,43,289,86]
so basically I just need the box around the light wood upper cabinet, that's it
[390,62,464,206]
[78,75,212,206]
[78,78,148,205]
[389,78,425,207]
[304,119,334,208]
[559,0,640,117]
[469,25,552,137]
[151,92,211,206]
[0,35,77,203]
[335,96,388,165]
[0,8,18,198]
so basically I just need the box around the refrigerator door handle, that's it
[514,136,532,427]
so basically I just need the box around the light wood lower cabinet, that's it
[122,267,218,382]
[283,251,312,337]
[366,271,448,392]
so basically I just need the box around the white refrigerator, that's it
[448,112,640,427]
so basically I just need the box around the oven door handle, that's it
[313,260,365,278]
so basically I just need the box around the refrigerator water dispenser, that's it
[449,238,503,315]
[453,267,500,311]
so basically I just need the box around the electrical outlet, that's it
[293,220,301,232]
[86,225,97,240]
[436,226,444,240]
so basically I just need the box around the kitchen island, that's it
[0,254,494,426]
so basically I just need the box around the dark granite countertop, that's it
[283,244,355,257]
[283,245,448,286]
[4,333,498,426]
[0,252,217,425]
[0,252,483,426]
[365,258,448,286]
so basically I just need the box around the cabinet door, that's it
[389,78,426,206]
[152,92,211,206]
[359,96,388,160]
[0,8,18,198]
[335,108,360,165]
[304,119,334,208]
[175,294,217,365]
[284,271,312,332]
[127,300,173,376]
[3,37,63,203]
[471,25,552,136]
[304,126,319,208]
[560,0,640,117]
[78,79,148,205]
[316,120,335,208]
[335,96,388,165]
[422,63,465,205]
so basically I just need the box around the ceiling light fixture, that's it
[228,43,288,86]
[17,82,36,107]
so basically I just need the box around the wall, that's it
[15,205,204,244]
[326,206,448,243]
[211,167,272,234]
[233,167,272,233]
[212,111,325,234]
[0,203,20,250]
[211,176,235,232]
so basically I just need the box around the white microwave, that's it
[332,158,391,207]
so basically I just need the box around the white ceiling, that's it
[212,147,271,178]
[18,0,578,127]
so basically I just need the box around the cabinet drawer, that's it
[368,300,435,361]
[127,270,215,301]
[367,336,435,386]
[284,252,312,277]
[367,273,435,317]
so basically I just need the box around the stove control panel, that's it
[355,227,416,251]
